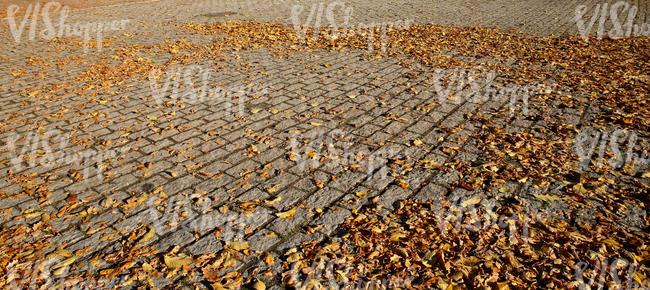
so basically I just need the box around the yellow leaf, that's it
[413,139,423,146]
[265,196,281,205]
[355,191,368,197]
[390,232,406,241]
[24,211,42,219]
[573,183,587,195]
[262,252,274,265]
[310,122,323,126]
[100,230,119,241]
[54,256,76,269]
[287,253,301,263]
[140,227,155,243]
[348,95,357,99]
[420,159,442,169]
[248,144,259,154]
[228,241,250,251]
[55,249,73,258]
[269,108,278,114]
[633,272,647,285]
[142,262,154,272]
[164,254,192,269]
[250,108,260,114]
[277,207,297,219]
[152,186,164,195]
[603,238,622,248]
[253,280,266,290]
[265,184,281,193]
[53,267,67,276]
[533,194,563,202]
[461,196,481,207]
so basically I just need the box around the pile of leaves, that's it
[289,199,649,289]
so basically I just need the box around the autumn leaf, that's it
[262,252,274,265]
[227,241,250,251]
[277,207,297,219]
[140,227,155,243]
[265,196,281,205]
[164,253,192,269]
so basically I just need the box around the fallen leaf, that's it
[228,241,250,251]
[164,254,192,269]
[277,207,297,219]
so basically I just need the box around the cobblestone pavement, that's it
[0,0,648,289]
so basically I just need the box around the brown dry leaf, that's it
[203,261,222,282]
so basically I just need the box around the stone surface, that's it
[0,0,646,288]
